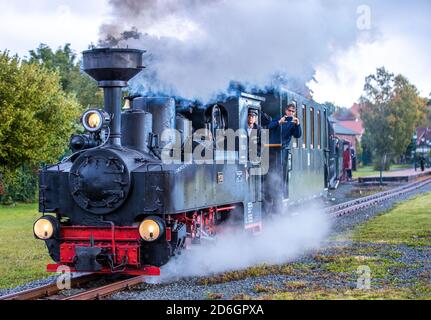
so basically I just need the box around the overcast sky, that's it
[0,0,109,58]
[0,0,430,107]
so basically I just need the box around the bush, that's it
[0,51,81,171]
[0,167,38,204]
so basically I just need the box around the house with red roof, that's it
[416,127,431,147]
[331,103,365,152]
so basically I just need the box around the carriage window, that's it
[323,109,327,148]
[295,103,299,148]
[317,110,322,149]
[292,100,298,148]
[302,105,307,148]
[310,107,315,149]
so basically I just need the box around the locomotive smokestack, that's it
[82,48,145,147]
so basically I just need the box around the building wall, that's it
[336,134,357,151]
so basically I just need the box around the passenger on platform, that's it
[351,147,357,171]
[347,144,354,179]
[342,144,352,182]
[420,156,425,172]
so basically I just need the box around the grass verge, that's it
[206,192,431,300]
[353,164,412,179]
[353,193,431,246]
[0,203,51,289]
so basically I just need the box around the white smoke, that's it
[151,204,331,283]
[100,0,366,102]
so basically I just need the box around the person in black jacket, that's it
[420,156,425,172]
[268,103,302,147]
[264,104,302,216]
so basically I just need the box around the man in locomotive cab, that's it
[247,109,262,158]
[268,103,302,147]
[247,109,261,134]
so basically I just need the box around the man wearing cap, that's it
[247,109,262,158]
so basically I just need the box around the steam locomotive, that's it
[35,48,343,276]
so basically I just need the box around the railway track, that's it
[0,273,97,300]
[60,276,145,300]
[0,274,145,301]
[2,177,430,301]
[326,176,431,217]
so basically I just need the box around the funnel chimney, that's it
[82,48,145,147]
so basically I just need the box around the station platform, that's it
[358,167,431,183]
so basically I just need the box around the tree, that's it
[324,102,340,115]
[360,131,374,166]
[425,93,431,126]
[355,137,363,166]
[360,67,427,170]
[27,44,103,109]
[0,52,81,169]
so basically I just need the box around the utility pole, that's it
[379,154,386,186]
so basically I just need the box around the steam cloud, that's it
[99,0,365,102]
[99,0,339,280]
[153,205,331,282]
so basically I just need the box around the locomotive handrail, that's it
[287,149,293,173]
[43,163,62,172]
[264,144,282,148]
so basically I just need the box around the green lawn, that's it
[0,203,51,289]
[391,164,413,170]
[353,192,431,246]
[353,166,381,178]
[353,164,413,179]
[270,192,431,299]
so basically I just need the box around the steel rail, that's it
[0,273,97,301]
[60,275,145,300]
[326,177,431,218]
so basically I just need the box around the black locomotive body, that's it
[36,48,341,276]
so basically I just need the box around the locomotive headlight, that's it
[88,113,101,129]
[33,216,59,240]
[82,109,110,133]
[139,217,165,242]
